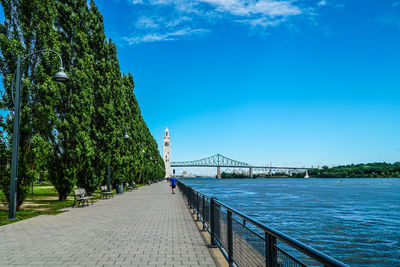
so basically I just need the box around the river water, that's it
[181,178,400,266]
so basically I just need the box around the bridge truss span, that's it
[171,154,249,168]
[171,153,310,179]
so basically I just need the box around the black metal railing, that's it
[177,181,348,267]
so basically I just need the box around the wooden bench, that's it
[73,188,93,207]
[100,185,113,199]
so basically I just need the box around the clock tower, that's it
[163,128,171,178]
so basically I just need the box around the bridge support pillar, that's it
[217,167,221,179]
[249,167,253,178]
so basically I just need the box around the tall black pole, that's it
[107,164,111,191]
[142,162,144,184]
[7,50,68,220]
[8,55,22,220]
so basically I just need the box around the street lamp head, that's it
[53,67,69,82]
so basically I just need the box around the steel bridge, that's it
[171,154,309,178]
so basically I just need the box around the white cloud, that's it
[134,0,303,17]
[236,17,287,27]
[165,16,193,27]
[375,2,400,28]
[135,16,160,29]
[123,28,209,44]
[122,0,333,44]
[198,0,301,17]
[377,13,400,27]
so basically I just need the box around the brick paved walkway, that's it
[0,182,216,267]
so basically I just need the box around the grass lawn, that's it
[0,183,145,226]
[0,185,74,226]
[0,185,119,226]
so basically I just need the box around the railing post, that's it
[190,191,196,213]
[191,189,195,213]
[202,195,206,231]
[208,197,218,248]
[265,232,277,267]
[189,188,192,209]
[227,210,234,267]
[196,192,200,221]
[176,181,347,267]
[193,190,196,213]
[185,184,188,199]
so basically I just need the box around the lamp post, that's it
[149,156,153,183]
[141,148,145,184]
[9,50,69,220]
[152,157,165,182]
[108,126,129,193]
[156,161,165,181]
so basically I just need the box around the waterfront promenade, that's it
[0,182,216,267]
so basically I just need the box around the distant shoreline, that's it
[179,176,400,179]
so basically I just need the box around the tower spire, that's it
[163,128,171,178]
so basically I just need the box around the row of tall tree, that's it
[220,162,400,178]
[0,0,165,209]
[220,172,250,179]
[297,162,400,178]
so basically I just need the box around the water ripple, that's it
[183,178,400,266]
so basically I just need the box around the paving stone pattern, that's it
[0,182,216,267]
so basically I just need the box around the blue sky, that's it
[2,0,400,168]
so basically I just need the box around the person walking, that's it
[170,176,177,194]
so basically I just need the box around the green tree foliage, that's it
[0,134,10,203]
[87,0,113,191]
[289,163,400,178]
[305,163,400,178]
[221,172,249,178]
[0,0,62,208]
[49,0,96,199]
[0,0,165,205]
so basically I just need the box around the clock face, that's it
[164,142,169,147]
